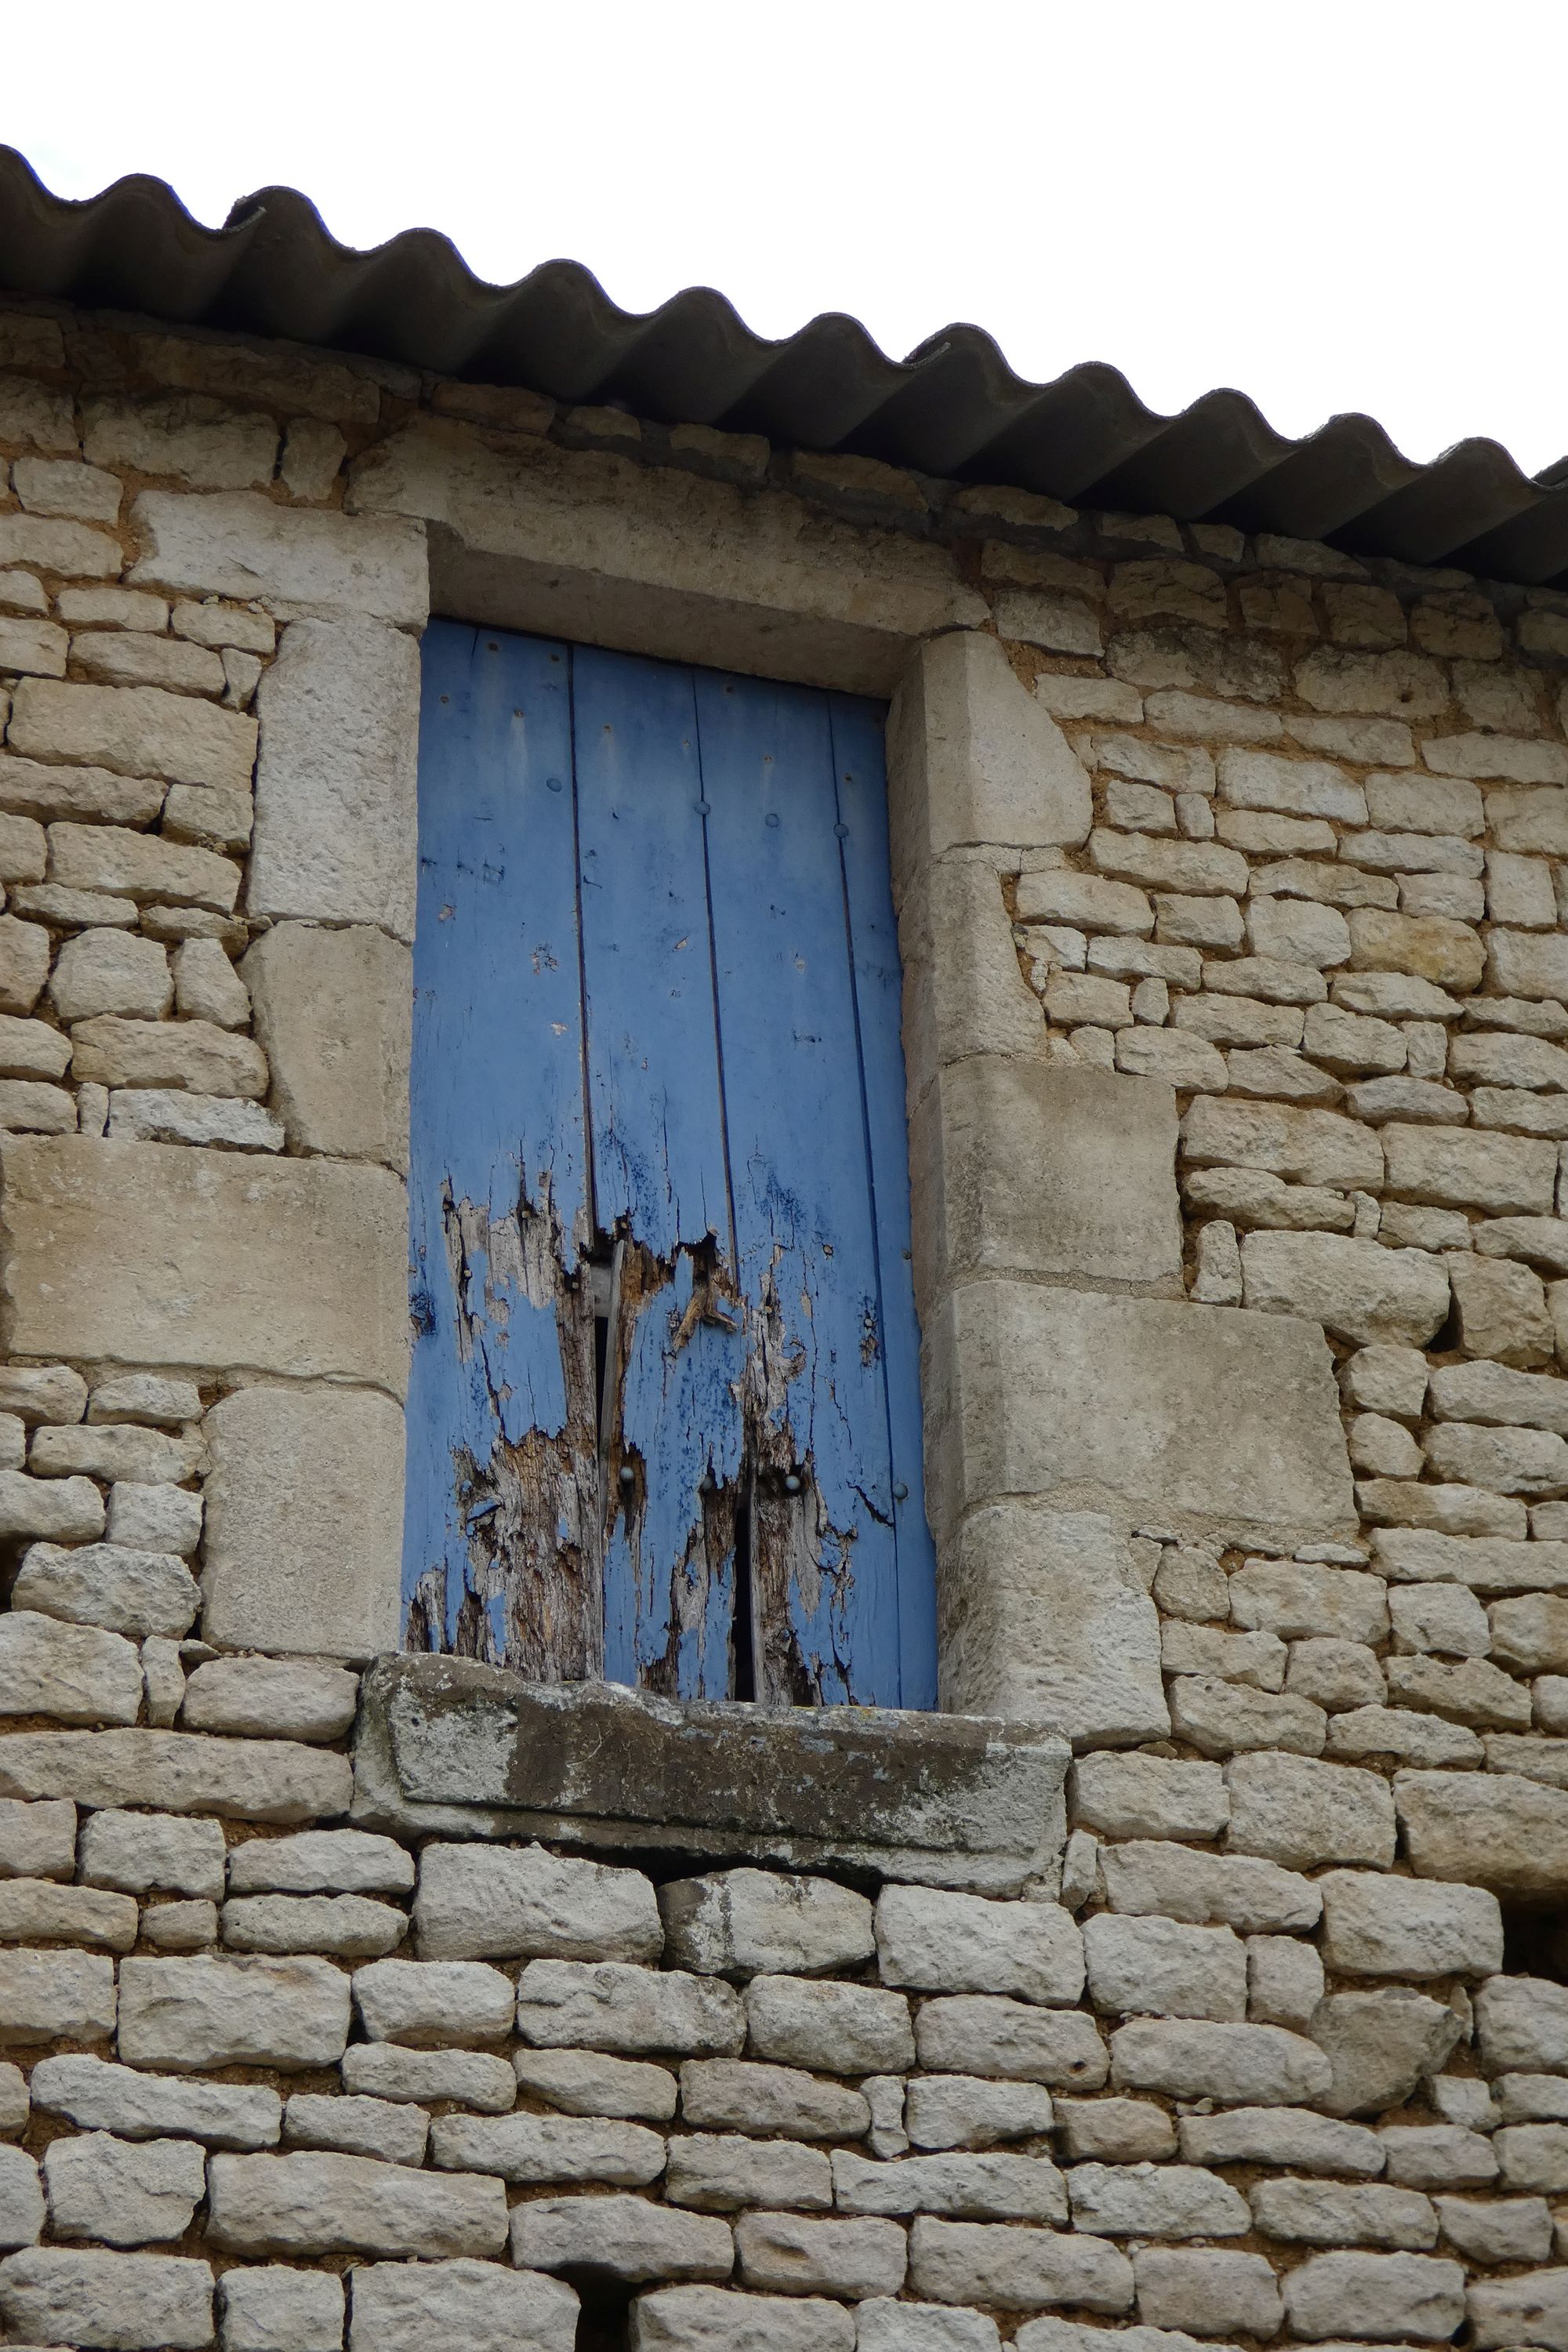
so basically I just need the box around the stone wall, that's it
[2,290,1568,2352]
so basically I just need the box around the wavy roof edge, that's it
[1,145,1566,590]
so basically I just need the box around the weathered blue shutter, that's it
[404,622,937,1710]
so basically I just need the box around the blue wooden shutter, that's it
[404,622,937,1710]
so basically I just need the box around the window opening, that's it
[403,625,938,1709]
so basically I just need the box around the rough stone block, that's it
[221,2265,344,2352]
[1247,1934,1325,2030]
[0,2247,215,2351]
[0,1138,408,1392]
[348,2259,576,2352]
[1180,2104,1381,2176]
[207,2148,506,2257]
[1110,2019,1332,2105]
[1082,1915,1246,2021]
[517,1959,744,2056]
[509,2194,732,2281]
[0,1946,116,2045]
[417,1840,662,1964]
[354,1956,514,2046]
[229,1829,413,1896]
[1224,1751,1396,1869]
[633,2285,854,2352]
[1069,1754,1229,1840]
[43,2131,205,2248]
[181,1657,358,1741]
[875,1885,1082,2005]
[1396,1767,1568,1896]
[914,1997,1107,2089]
[0,2143,41,2252]
[1068,2161,1249,2238]
[906,2216,1132,2312]
[9,677,256,791]
[678,2060,869,2141]
[31,2054,279,2148]
[735,2210,906,2297]
[745,1975,914,2072]
[1241,1230,1449,1345]
[665,2134,832,2212]
[78,1809,226,1897]
[1100,1838,1319,1931]
[1469,2269,1568,2352]
[0,1792,75,1878]
[832,2150,1065,2223]
[1250,2177,1436,2249]
[1317,1870,1503,1977]
[429,2110,663,2185]
[13,1541,199,1638]
[659,1868,869,1978]
[0,1728,350,1822]
[1132,2246,1282,2339]
[223,1891,408,1959]
[116,1951,350,2071]
[906,2076,1055,2152]
[241,922,411,1167]
[1312,1989,1464,2117]
[0,1610,143,1726]
[1281,2251,1464,2343]
[515,2048,677,2121]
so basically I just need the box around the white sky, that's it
[6,0,1566,477]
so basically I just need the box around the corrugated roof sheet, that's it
[2,144,1566,589]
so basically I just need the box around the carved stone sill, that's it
[354,1657,1068,1894]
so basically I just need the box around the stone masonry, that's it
[1,290,1568,2352]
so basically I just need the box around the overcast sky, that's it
[7,1,1565,476]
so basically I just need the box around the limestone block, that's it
[1069,1754,1229,1840]
[0,1946,116,2045]
[0,1610,143,1726]
[355,1956,514,2045]
[1490,929,1568,1000]
[1439,2194,1551,2265]
[83,394,278,488]
[745,1975,914,2072]
[0,1468,104,1541]
[664,2134,831,2212]
[1051,2098,1171,2161]
[1389,1581,1490,1657]
[0,2144,42,2252]
[201,1382,404,1655]
[43,2131,205,2246]
[1132,2246,1282,2339]
[1081,1915,1246,2023]
[1111,2018,1331,2106]
[222,2265,344,2352]
[207,2148,506,2257]
[109,1091,286,1152]
[130,489,427,625]
[1312,1990,1464,2117]
[1167,1677,1326,1759]
[223,1892,407,1958]
[1491,1591,1568,1671]
[906,2076,1055,2151]
[1497,2123,1568,2191]
[678,2060,869,2141]
[241,923,411,1168]
[1248,1934,1325,2030]
[0,1138,408,1392]
[898,857,1043,1105]
[1469,2269,1568,2352]
[0,2247,215,2350]
[1281,2251,1464,2343]
[1241,1230,1448,1345]
[941,1504,1169,1744]
[248,616,416,946]
[906,2215,1133,2312]
[510,2193,732,2280]
[229,1828,414,1896]
[0,1729,350,1821]
[10,677,255,791]
[514,2048,676,2121]
[634,2285,855,2352]
[659,1868,868,1979]
[735,2211,906,2297]
[1381,2125,1498,2189]
[915,1997,1107,2089]
[181,1657,358,1743]
[1180,2105,1381,2176]
[345,2044,517,2110]
[1069,2161,1249,2238]
[887,632,1091,892]
[912,1059,1179,1316]
[12,1541,198,1637]
[31,2053,279,2148]
[352,418,978,691]
[517,1959,743,2056]
[349,2259,577,2352]
[1397,1766,1568,1896]
[1224,1752,1396,1869]
[0,1793,75,1877]
[0,1874,136,1949]
[875,1885,1082,2005]
[416,1839,662,1964]
[1475,1974,1568,2074]
[118,1954,349,2071]
[1250,2177,1437,2249]
[33,1421,200,1483]
[71,1014,266,1096]
[78,1809,225,1897]
[429,2110,662,2185]
[1385,1121,1557,1214]
[1101,1838,1319,1931]
[1229,1558,1389,1642]
[108,1479,201,1558]
[833,2147,1063,2223]
[49,928,172,1022]
[928,1283,1354,1552]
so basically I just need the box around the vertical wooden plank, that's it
[402,621,601,1675]
[572,646,746,1693]
[829,693,940,1711]
[696,669,903,1707]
